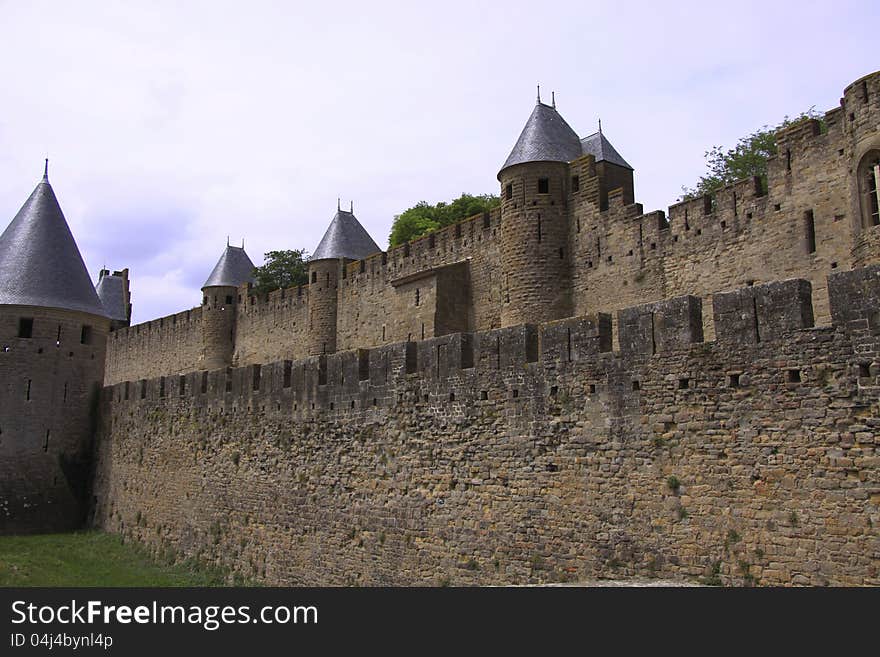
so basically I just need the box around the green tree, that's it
[252,249,309,295]
[389,193,500,247]
[680,108,824,200]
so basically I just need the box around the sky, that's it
[0,0,877,324]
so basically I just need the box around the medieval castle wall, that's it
[336,209,500,350]
[101,72,880,379]
[82,72,880,585]
[233,286,310,366]
[91,267,880,586]
[104,306,204,384]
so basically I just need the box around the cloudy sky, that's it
[0,1,876,323]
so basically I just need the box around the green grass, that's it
[0,531,241,587]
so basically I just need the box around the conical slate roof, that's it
[499,102,584,175]
[580,131,633,170]
[312,209,380,261]
[0,171,107,317]
[202,245,255,289]
[96,270,129,322]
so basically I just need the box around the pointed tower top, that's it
[350,200,353,213]
[43,158,49,182]
[580,128,633,170]
[536,84,541,104]
[311,206,381,261]
[0,173,107,317]
[551,91,556,109]
[499,97,582,177]
[202,243,256,289]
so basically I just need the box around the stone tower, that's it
[308,205,380,355]
[0,165,111,534]
[498,95,579,327]
[498,93,634,327]
[201,244,255,370]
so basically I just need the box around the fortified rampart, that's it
[104,307,204,384]
[91,266,880,586]
[102,71,880,383]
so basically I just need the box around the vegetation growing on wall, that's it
[389,193,500,247]
[680,109,824,200]
[252,249,309,295]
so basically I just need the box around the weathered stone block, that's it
[829,265,880,333]
[475,324,538,370]
[618,295,703,355]
[540,313,612,366]
[714,279,813,345]
[417,333,474,379]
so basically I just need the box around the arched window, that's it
[859,150,880,228]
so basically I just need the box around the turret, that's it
[580,125,634,208]
[0,163,111,533]
[498,93,578,327]
[96,268,131,330]
[200,243,254,370]
[498,92,635,327]
[307,204,380,355]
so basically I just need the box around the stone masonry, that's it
[91,268,880,586]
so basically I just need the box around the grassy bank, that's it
[0,531,241,587]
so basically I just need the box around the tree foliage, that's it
[252,249,309,295]
[389,193,501,247]
[680,108,824,200]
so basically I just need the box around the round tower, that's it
[307,258,342,355]
[200,244,255,370]
[498,94,577,327]
[0,164,111,534]
[307,204,380,355]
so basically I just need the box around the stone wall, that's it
[335,209,502,351]
[233,285,309,365]
[571,112,859,343]
[91,268,880,586]
[104,307,203,385]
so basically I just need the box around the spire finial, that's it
[43,158,49,181]
[551,91,556,109]
[350,200,353,213]
[537,84,541,104]
[598,118,602,134]
[337,197,340,211]
[227,235,230,247]
[241,238,244,249]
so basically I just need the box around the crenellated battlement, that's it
[104,266,880,420]
[110,305,202,341]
